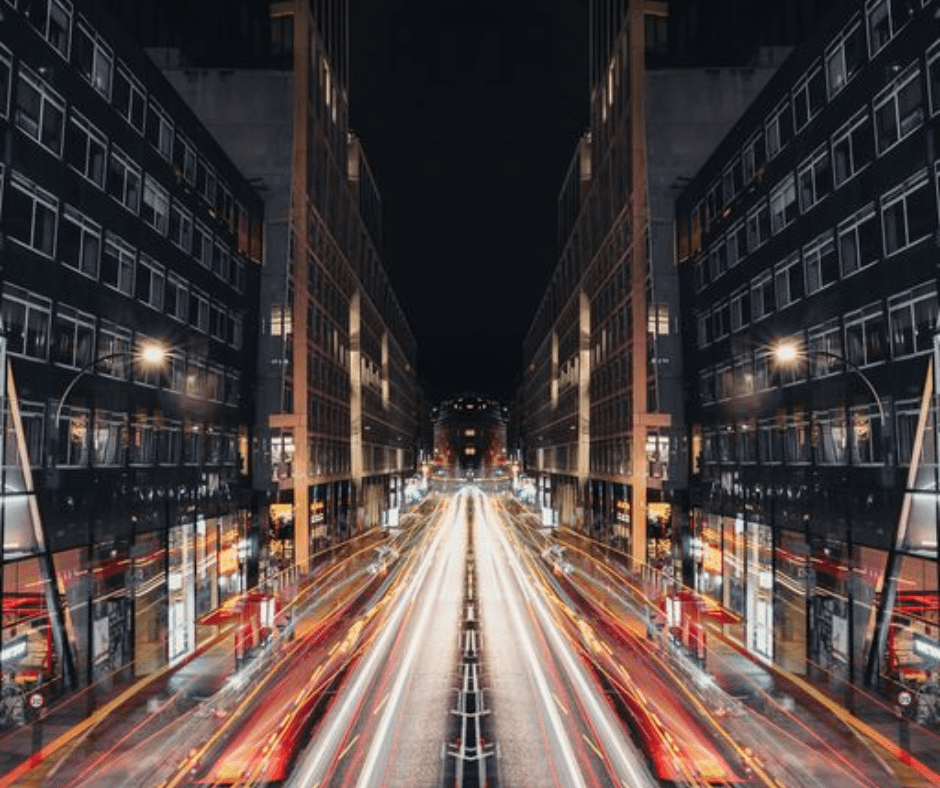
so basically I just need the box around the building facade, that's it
[519,0,800,572]
[127,0,422,573]
[431,396,508,477]
[677,0,940,686]
[0,0,263,695]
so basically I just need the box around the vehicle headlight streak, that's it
[477,493,656,788]
[288,494,461,788]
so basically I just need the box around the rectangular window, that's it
[130,414,155,465]
[59,204,100,278]
[866,0,914,58]
[751,274,774,322]
[770,174,797,234]
[7,171,57,257]
[730,287,750,332]
[0,44,10,118]
[882,170,930,255]
[793,62,826,132]
[826,13,865,98]
[797,144,831,212]
[236,202,249,254]
[107,146,141,213]
[196,157,216,205]
[212,240,231,282]
[64,109,106,188]
[758,418,783,464]
[808,320,843,377]
[929,40,940,116]
[72,18,112,99]
[97,321,131,379]
[173,132,196,184]
[141,174,169,234]
[889,282,938,358]
[168,200,193,252]
[765,99,793,159]
[832,110,873,186]
[742,130,765,183]
[726,220,747,267]
[816,408,847,465]
[774,254,803,309]
[216,181,234,229]
[746,200,770,251]
[25,0,72,58]
[707,240,726,282]
[845,302,886,367]
[52,303,95,369]
[92,409,127,466]
[1,283,50,360]
[14,64,65,155]
[193,221,213,268]
[145,98,173,160]
[165,274,188,322]
[838,203,879,276]
[696,312,709,348]
[803,230,838,295]
[101,231,135,295]
[113,62,145,133]
[723,158,742,203]
[711,300,730,341]
[874,62,924,155]
[190,288,209,333]
[136,254,165,310]
[231,313,243,349]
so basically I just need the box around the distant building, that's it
[0,0,263,690]
[432,396,508,476]
[103,0,422,568]
[677,0,940,685]
[519,1,828,570]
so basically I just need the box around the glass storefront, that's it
[133,531,167,677]
[775,530,808,674]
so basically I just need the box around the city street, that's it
[4,489,936,787]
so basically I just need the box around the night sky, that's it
[349,1,588,404]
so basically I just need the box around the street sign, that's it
[29,692,43,710]
[898,690,913,707]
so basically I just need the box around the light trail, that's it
[287,494,459,788]
[478,492,657,788]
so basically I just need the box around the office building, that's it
[105,0,422,572]
[518,0,824,572]
[677,0,940,685]
[0,0,263,691]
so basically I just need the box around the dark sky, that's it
[348,2,588,403]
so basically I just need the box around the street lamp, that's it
[43,341,167,692]
[50,342,168,462]
[772,339,894,697]
[772,340,893,468]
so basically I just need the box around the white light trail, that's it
[287,494,460,788]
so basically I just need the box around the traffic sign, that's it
[29,692,43,710]
[898,690,913,707]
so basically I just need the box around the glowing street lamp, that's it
[52,342,168,442]
[772,339,887,430]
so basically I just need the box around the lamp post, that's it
[44,342,166,693]
[773,340,894,699]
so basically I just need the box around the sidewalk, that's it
[545,522,940,787]
[0,621,240,787]
[0,525,406,786]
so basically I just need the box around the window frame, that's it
[59,203,100,279]
[72,16,113,99]
[881,169,931,256]
[14,64,65,156]
[7,170,57,258]
[825,12,865,98]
